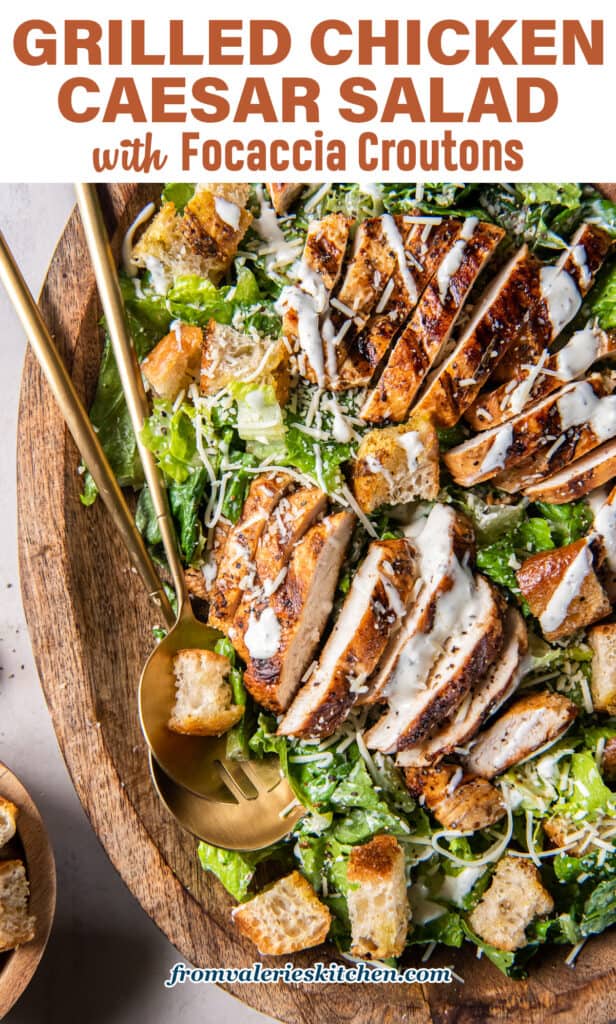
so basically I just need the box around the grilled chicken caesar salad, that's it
[85,180,616,975]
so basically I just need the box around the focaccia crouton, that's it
[0,860,36,953]
[200,321,290,404]
[232,871,331,955]
[351,417,439,514]
[589,623,616,714]
[141,323,202,401]
[0,797,18,848]
[181,184,252,282]
[132,184,252,285]
[347,835,409,958]
[468,855,553,952]
[168,649,243,737]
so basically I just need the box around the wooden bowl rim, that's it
[0,763,56,1020]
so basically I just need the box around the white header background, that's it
[0,0,614,182]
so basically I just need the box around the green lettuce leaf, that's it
[589,261,616,330]
[284,422,352,493]
[581,878,616,936]
[197,841,289,902]
[162,182,195,213]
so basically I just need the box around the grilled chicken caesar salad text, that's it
[85,180,616,975]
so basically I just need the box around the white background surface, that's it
[0,184,276,1024]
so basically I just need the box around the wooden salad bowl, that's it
[0,764,55,1019]
[16,183,616,1024]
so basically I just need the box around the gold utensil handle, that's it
[0,227,174,628]
[75,184,188,616]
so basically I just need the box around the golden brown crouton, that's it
[168,649,243,737]
[468,856,553,952]
[141,323,203,401]
[347,835,409,959]
[0,860,36,953]
[0,798,18,848]
[516,538,610,642]
[181,184,252,282]
[404,764,505,832]
[351,417,439,514]
[232,871,331,955]
[200,320,290,404]
[589,623,616,714]
[132,184,252,286]
[132,201,197,283]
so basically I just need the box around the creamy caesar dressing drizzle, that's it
[571,243,591,290]
[253,184,302,270]
[557,380,616,442]
[436,216,478,303]
[365,455,395,488]
[214,196,241,230]
[397,430,425,474]
[540,266,582,337]
[437,864,485,906]
[556,325,602,381]
[509,348,549,415]
[321,394,354,443]
[381,214,418,303]
[143,254,171,295]
[122,201,156,276]
[479,423,514,476]
[276,286,326,386]
[540,540,593,633]
[384,506,476,712]
[409,881,446,925]
[244,606,281,659]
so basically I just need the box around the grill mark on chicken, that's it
[444,373,613,487]
[278,539,418,738]
[361,221,505,423]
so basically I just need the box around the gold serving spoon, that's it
[75,184,304,844]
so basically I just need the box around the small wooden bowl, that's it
[0,764,56,1019]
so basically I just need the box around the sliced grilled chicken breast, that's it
[397,608,527,768]
[360,504,476,706]
[279,213,352,386]
[466,325,616,432]
[255,487,328,586]
[365,574,504,754]
[522,438,616,504]
[411,246,545,426]
[464,691,578,779]
[336,217,472,390]
[492,222,611,385]
[267,183,305,214]
[404,763,506,831]
[331,214,427,377]
[516,537,610,641]
[444,373,615,487]
[207,472,294,633]
[278,538,418,738]
[242,511,355,713]
[361,220,504,423]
